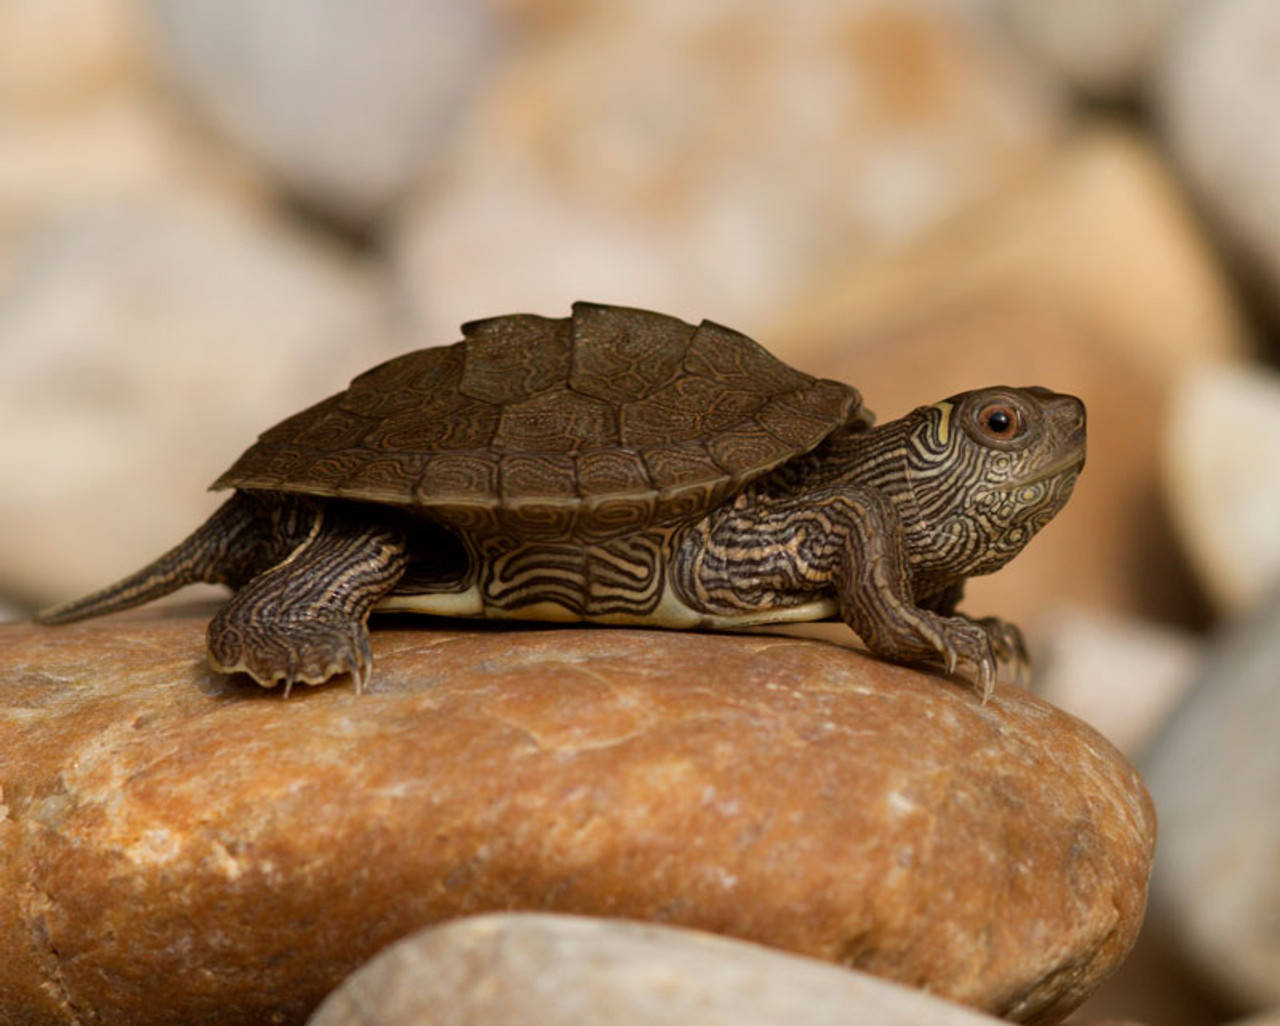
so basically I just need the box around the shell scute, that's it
[459,315,570,404]
[706,420,798,477]
[685,319,811,394]
[493,387,617,454]
[568,301,691,404]
[215,303,862,538]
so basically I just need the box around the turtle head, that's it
[897,385,1086,579]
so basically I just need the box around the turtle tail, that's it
[36,493,262,625]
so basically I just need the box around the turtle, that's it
[38,301,1086,698]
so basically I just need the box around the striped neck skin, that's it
[813,397,1083,589]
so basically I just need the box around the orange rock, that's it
[0,611,1154,1026]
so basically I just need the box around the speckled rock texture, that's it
[308,913,1012,1026]
[0,611,1155,1026]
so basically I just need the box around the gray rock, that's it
[1034,606,1201,758]
[146,0,501,223]
[0,188,399,607]
[1144,590,1280,1009]
[1157,0,1280,320]
[308,914,1011,1026]
[999,0,1186,97]
[1163,363,1280,617]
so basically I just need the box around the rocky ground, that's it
[3,1,1280,1024]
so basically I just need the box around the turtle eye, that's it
[978,403,1019,440]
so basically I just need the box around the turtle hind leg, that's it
[35,493,265,625]
[206,508,408,693]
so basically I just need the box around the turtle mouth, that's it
[1010,449,1086,489]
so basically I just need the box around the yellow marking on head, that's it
[931,401,955,444]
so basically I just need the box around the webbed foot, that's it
[205,506,406,694]
[208,611,375,695]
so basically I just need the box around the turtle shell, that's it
[213,302,870,539]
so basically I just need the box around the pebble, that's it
[394,0,1063,342]
[308,914,1012,1026]
[1033,606,1201,757]
[0,613,1154,1025]
[1163,362,1280,617]
[1144,590,1280,1010]
[998,0,1184,98]
[1157,0,1280,323]
[0,188,399,608]
[145,0,502,223]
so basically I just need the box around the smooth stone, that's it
[1144,591,1280,1010]
[0,0,143,110]
[1157,0,1280,322]
[998,0,1184,98]
[308,913,1011,1026]
[145,0,501,223]
[0,187,398,608]
[394,0,1063,342]
[1033,607,1201,757]
[1163,363,1280,617]
[769,125,1251,388]
[0,612,1154,1026]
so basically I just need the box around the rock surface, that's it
[1144,591,1280,1011]
[308,913,1011,1026]
[1033,607,1200,757]
[0,611,1154,1026]
[0,188,399,608]
[770,126,1250,388]
[145,0,501,223]
[1163,363,1280,617]
[998,0,1184,98]
[394,0,1063,342]
[1157,0,1280,321]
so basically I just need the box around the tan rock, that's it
[394,0,1064,342]
[769,125,1250,384]
[0,188,399,608]
[0,612,1154,1026]
[775,298,1197,631]
[308,913,1012,1026]
[1163,363,1280,617]
[0,0,144,111]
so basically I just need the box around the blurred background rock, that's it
[2,0,1278,1023]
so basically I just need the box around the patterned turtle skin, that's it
[38,302,1087,699]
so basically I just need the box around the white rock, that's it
[395,0,1063,342]
[1157,0,1280,320]
[1033,606,1201,757]
[998,0,1186,97]
[0,188,401,607]
[1164,363,1280,617]
[145,0,501,223]
[309,914,1010,1026]
[1144,592,1280,1010]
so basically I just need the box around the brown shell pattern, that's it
[213,302,867,538]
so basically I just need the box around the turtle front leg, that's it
[674,487,1002,697]
[919,582,1029,685]
[207,507,408,694]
